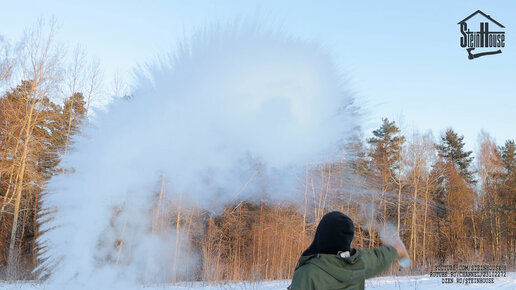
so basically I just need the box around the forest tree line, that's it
[0,19,514,282]
[0,19,104,279]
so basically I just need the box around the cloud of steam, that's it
[38,21,358,286]
[356,200,402,246]
[378,222,402,246]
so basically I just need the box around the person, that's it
[288,211,408,290]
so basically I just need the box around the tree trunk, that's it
[422,176,429,270]
[8,95,37,273]
[172,192,182,283]
[410,172,419,265]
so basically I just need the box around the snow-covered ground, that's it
[2,273,515,290]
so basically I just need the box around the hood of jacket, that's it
[302,211,355,256]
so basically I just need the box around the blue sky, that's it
[0,0,514,152]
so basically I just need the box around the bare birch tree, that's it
[85,57,103,114]
[62,45,85,155]
[7,17,64,276]
[477,131,505,262]
[0,34,24,90]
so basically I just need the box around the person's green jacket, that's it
[289,246,398,290]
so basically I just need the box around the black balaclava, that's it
[302,211,354,256]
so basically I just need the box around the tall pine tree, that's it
[433,128,476,262]
[367,118,405,242]
[368,118,405,175]
[437,129,475,183]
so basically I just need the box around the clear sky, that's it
[0,0,514,152]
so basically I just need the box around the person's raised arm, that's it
[361,246,398,279]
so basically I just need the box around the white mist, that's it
[38,21,358,287]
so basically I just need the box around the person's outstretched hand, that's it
[393,241,408,259]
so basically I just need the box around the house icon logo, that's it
[458,10,505,59]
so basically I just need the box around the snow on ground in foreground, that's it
[1,273,515,289]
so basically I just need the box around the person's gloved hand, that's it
[392,241,410,267]
[379,224,410,267]
[393,241,408,259]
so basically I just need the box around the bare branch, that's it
[85,57,104,114]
